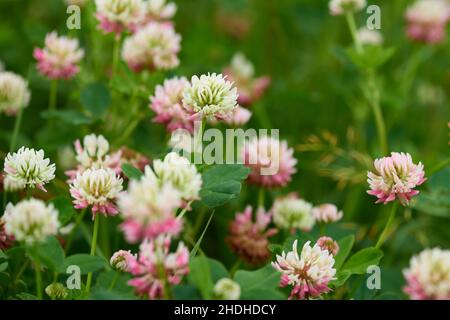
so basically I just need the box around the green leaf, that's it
[50,196,76,225]
[173,285,202,300]
[0,262,8,272]
[341,247,383,274]
[199,164,250,208]
[0,250,7,260]
[95,270,132,293]
[188,256,214,299]
[414,167,450,218]
[64,254,107,274]
[234,264,285,300]
[29,236,65,272]
[41,110,95,125]
[80,83,111,117]
[346,46,396,70]
[208,258,229,283]
[121,163,144,180]
[89,289,136,300]
[334,235,355,270]
[16,292,39,300]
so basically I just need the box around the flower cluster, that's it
[95,0,144,35]
[0,217,15,250]
[0,71,31,115]
[110,250,135,272]
[312,204,343,224]
[357,27,384,46]
[329,0,366,15]
[317,236,340,256]
[403,248,450,300]
[227,206,277,266]
[271,194,315,232]
[142,0,177,24]
[33,32,84,80]
[214,278,241,300]
[272,240,336,300]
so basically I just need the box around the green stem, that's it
[367,71,388,155]
[157,263,172,300]
[258,188,265,207]
[34,259,43,300]
[345,12,362,54]
[10,106,23,152]
[14,260,30,285]
[85,214,100,294]
[230,260,241,277]
[375,203,398,249]
[429,158,450,175]
[64,209,87,254]
[319,223,326,236]
[109,272,120,291]
[111,35,121,82]
[48,79,58,112]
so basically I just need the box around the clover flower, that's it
[367,152,426,205]
[110,250,135,272]
[122,22,181,72]
[329,0,366,15]
[223,53,271,107]
[65,0,88,6]
[4,147,56,191]
[0,218,15,250]
[214,278,241,300]
[142,0,177,23]
[357,27,384,45]
[3,199,60,245]
[405,0,450,44]
[119,147,150,173]
[271,194,315,232]
[0,71,31,116]
[317,236,340,256]
[221,106,252,127]
[227,206,277,266]
[150,77,194,133]
[272,240,336,300]
[70,168,123,217]
[95,0,144,35]
[126,235,189,299]
[33,32,84,80]
[241,136,297,188]
[182,73,238,120]
[312,204,343,224]
[45,283,69,300]
[118,165,182,243]
[403,248,450,300]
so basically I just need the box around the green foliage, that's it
[121,163,144,180]
[234,265,285,300]
[414,167,450,218]
[28,236,65,272]
[80,83,111,118]
[50,196,76,225]
[64,254,108,274]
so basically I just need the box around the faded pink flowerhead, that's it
[33,32,84,80]
[126,235,189,299]
[0,217,15,250]
[312,204,343,224]
[367,152,426,205]
[317,236,340,256]
[150,77,194,133]
[241,136,297,188]
[227,206,277,266]
[110,249,135,272]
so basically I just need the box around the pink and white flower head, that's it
[403,248,450,300]
[4,147,56,191]
[0,71,31,116]
[65,134,122,182]
[110,249,135,272]
[121,22,181,72]
[95,0,144,35]
[118,165,183,243]
[223,53,271,107]
[227,206,278,266]
[150,77,194,133]
[220,106,252,127]
[126,235,189,299]
[33,32,84,80]
[142,0,177,23]
[317,236,340,256]
[241,136,297,188]
[65,0,88,6]
[367,152,426,205]
[312,204,343,224]
[182,73,238,120]
[70,168,123,217]
[357,27,384,46]
[0,217,15,250]
[272,240,336,300]
[405,0,450,44]
[329,0,366,15]
[271,194,315,232]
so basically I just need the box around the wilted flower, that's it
[241,136,297,188]
[223,53,271,107]
[405,0,450,44]
[110,250,135,272]
[312,204,343,224]
[150,77,194,133]
[4,147,56,191]
[272,240,336,300]
[182,73,238,120]
[0,218,15,250]
[214,278,241,300]
[367,152,426,205]
[317,236,340,256]
[227,206,277,266]
[95,0,144,35]
[127,235,189,299]
[357,27,384,45]
[45,283,69,300]
[119,147,150,172]
[403,248,450,300]
[122,22,181,72]
[329,0,366,15]
[33,32,84,80]
[3,198,60,245]
[0,71,31,116]
[70,168,123,217]
[118,165,182,243]
[272,194,315,232]
[142,0,177,23]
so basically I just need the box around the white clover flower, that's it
[271,195,315,231]
[153,152,202,202]
[357,27,384,45]
[95,0,145,34]
[3,175,26,192]
[329,0,366,15]
[312,203,343,224]
[70,168,123,216]
[183,73,239,119]
[144,0,177,21]
[4,147,56,191]
[65,0,88,6]
[0,71,31,116]
[214,278,241,300]
[75,134,110,168]
[3,198,60,245]
[230,52,255,79]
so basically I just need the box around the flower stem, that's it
[48,79,58,112]
[64,209,87,254]
[429,158,450,176]
[34,259,43,300]
[85,214,100,295]
[9,106,23,152]
[108,272,120,290]
[345,12,362,54]
[258,188,265,207]
[375,202,398,249]
[111,35,121,82]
